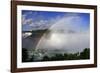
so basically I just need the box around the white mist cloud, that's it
[36,14,90,53]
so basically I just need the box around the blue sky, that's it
[22,10,90,31]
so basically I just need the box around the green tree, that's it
[80,48,90,59]
[28,54,35,62]
[42,56,50,61]
[22,48,28,62]
[50,54,65,61]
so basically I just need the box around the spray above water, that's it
[35,15,90,57]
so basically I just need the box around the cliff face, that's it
[22,30,47,51]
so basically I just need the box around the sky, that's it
[22,10,90,53]
[22,10,90,31]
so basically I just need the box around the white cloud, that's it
[22,12,33,25]
[22,11,63,31]
[22,12,52,30]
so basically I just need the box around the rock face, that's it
[22,30,47,51]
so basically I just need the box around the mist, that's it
[36,15,90,53]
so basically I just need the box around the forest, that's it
[22,48,90,62]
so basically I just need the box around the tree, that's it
[80,48,90,59]
[49,54,65,61]
[28,54,35,62]
[22,48,28,62]
[42,56,50,61]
